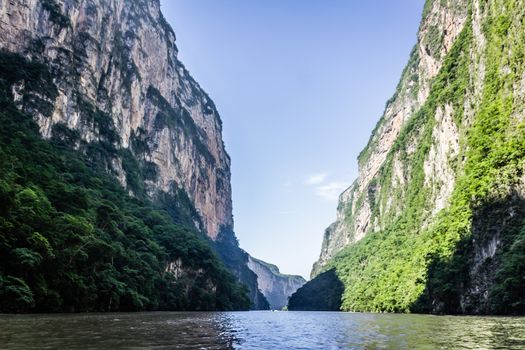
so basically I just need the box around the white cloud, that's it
[303,173,349,201]
[315,181,348,201]
[304,173,327,185]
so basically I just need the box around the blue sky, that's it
[160,0,424,279]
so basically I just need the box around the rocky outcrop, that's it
[312,0,469,276]
[247,256,305,310]
[0,0,268,308]
[309,0,525,314]
[0,0,230,239]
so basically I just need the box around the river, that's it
[1,311,524,349]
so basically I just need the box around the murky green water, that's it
[0,311,524,349]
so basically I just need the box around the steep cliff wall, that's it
[313,0,469,275]
[0,0,267,309]
[0,50,251,312]
[308,0,525,314]
[247,256,305,310]
[0,0,230,238]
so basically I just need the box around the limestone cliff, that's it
[0,0,230,238]
[0,0,267,308]
[308,0,525,314]
[247,256,305,310]
[312,0,469,276]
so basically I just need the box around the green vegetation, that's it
[424,24,445,58]
[357,45,421,168]
[0,51,250,313]
[214,228,270,310]
[417,0,525,314]
[305,0,525,314]
[288,270,343,311]
[490,221,525,313]
[147,86,215,164]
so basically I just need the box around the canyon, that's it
[297,0,525,315]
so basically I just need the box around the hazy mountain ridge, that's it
[247,255,305,310]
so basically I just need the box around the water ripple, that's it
[0,311,524,349]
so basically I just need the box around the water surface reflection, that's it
[1,311,524,349]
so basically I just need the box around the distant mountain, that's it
[248,256,305,310]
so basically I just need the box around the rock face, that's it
[312,0,469,276]
[0,0,230,239]
[309,0,525,314]
[0,0,267,308]
[247,256,305,310]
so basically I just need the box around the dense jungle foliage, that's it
[287,269,343,311]
[0,51,251,313]
[300,0,525,314]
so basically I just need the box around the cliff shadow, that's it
[287,269,344,311]
[411,192,525,315]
